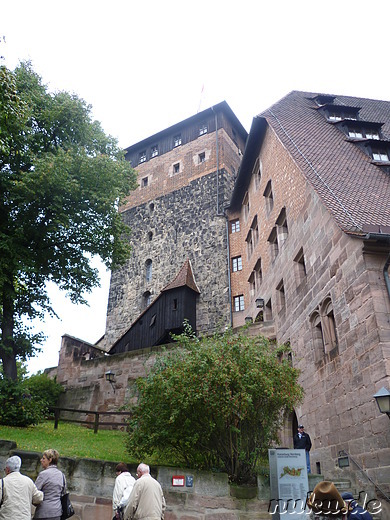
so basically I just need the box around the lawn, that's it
[0,421,135,464]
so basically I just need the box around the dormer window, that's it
[151,145,158,157]
[336,120,383,141]
[313,94,336,106]
[139,151,147,163]
[348,128,363,139]
[173,134,182,147]
[318,104,360,122]
[372,148,389,162]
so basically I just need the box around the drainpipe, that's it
[226,217,233,327]
[211,106,220,215]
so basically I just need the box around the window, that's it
[264,180,274,214]
[248,272,255,296]
[246,228,254,258]
[151,145,158,157]
[198,152,206,164]
[232,256,242,272]
[251,216,259,246]
[348,128,363,139]
[264,298,273,320]
[276,207,288,247]
[173,134,182,147]
[139,151,146,163]
[328,112,343,122]
[143,291,152,308]
[149,202,155,213]
[372,148,389,162]
[231,219,240,233]
[254,257,262,286]
[148,231,153,241]
[172,298,178,310]
[199,123,208,135]
[268,227,279,262]
[366,131,380,140]
[294,247,307,282]
[253,158,262,189]
[276,279,285,310]
[310,296,338,360]
[234,295,244,312]
[150,314,156,327]
[141,177,148,188]
[173,162,180,174]
[145,259,152,282]
[243,192,250,221]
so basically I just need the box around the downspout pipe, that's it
[226,217,233,327]
[365,233,390,303]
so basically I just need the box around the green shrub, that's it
[0,378,47,426]
[126,325,303,484]
[23,371,64,410]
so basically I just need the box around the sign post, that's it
[268,449,309,519]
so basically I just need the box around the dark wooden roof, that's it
[231,91,390,237]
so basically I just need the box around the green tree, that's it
[126,326,303,484]
[0,62,137,380]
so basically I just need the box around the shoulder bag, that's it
[61,474,75,520]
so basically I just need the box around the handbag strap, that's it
[62,473,66,495]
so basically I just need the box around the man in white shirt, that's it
[112,462,136,519]
[0,455,43,520]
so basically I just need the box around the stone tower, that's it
[103,102,247,349]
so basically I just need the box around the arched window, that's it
[320,298,338,353]
[143,291,152,308]
[145,259,152,282]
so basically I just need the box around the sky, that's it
[2,0,390,374]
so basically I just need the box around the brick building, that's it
[226,91,390,497]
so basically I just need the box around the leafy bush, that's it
[126,325,303,484]
[23,371,64,410]
[0,378,47,426]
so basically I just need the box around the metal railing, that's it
[51,407,132,434]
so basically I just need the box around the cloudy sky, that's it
[2,0,389,374]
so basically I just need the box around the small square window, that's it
[231,219,240,233]
[198,152,206,164]
[199,123,208,135]
[151,145,158,157]
[141,177,148,188]
[174,134,182,147]
[173,163,180,174]
[139,151,146,163]
[150,314,156,327]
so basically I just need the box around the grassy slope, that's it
[0,421,135,464]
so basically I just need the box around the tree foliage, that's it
[0,62,137,380]
[126,325,303,484]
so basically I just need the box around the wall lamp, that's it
[255,298,265,309]
[105,370,116,393]
[373,387,390,418]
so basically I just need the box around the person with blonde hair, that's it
[34,449,66,520]
[0,455,43,519]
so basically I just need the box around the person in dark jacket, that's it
[34,449,66,520]
[293,424,312,473]
[341,492,373,520]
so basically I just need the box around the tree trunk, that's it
[1,279,18,380]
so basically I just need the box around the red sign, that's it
[172,475,185,486]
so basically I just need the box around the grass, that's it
[0,421,136,464]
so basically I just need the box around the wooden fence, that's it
[51,407,132,433]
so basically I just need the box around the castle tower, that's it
[103,102,247,349]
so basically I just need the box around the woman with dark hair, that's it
[34,449,65,520]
